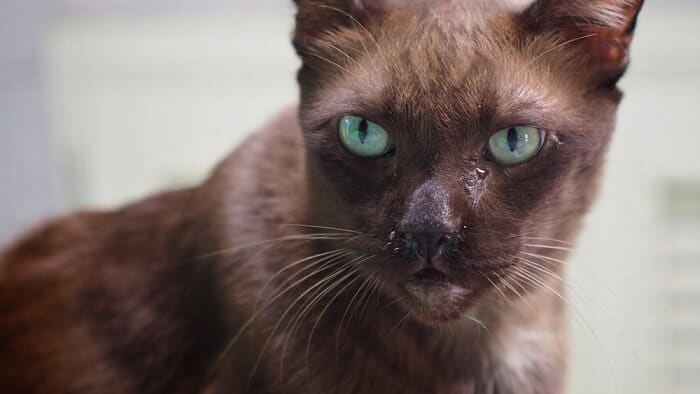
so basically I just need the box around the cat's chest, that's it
[298,360,552,394]
[280,326,562,394]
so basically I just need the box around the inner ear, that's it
[520,0,644,87]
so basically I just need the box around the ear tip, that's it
[518,0,644,88]
[627,0,645,30]
[523,0,644,33]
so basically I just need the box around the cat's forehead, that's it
[383,22,512,122]
[303,0,597,136]
[322,22,568,132]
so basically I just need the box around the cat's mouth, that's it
[411,267,451,284]
[399,268,473,323]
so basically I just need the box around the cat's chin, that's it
[399,279,474,324]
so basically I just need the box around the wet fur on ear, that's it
[520,0,644,87]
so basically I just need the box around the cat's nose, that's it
[395,228,452,263]
[396,178,460,263]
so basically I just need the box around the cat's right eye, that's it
[486,126,544,166]
[338,115,394,158]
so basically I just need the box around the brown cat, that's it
[0,0,643,393]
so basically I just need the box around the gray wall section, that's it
[0,0,61,245]
[0,0,294,244]
[59,0,291,13]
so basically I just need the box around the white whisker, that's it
[523,243,574,252]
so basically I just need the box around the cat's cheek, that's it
[310,148,396,203]
[460,160,491,208]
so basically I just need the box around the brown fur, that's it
[0,1,643,393]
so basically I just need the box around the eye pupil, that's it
[358,119,369,143]
[507,127,518,152]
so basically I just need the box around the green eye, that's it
[487,126,544,165]
[338,115,392,158]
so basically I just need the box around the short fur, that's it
[0,1,643,393]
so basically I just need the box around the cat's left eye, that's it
[487,126,544,166]
[338,115,394,158]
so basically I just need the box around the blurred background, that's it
[1,0,698,393]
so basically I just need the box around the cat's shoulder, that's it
[0,209,124,392]
[0,210,110,281]
[0,188,188,279]
[0,188,211,393]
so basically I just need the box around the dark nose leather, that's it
[397,179,458,263]
[397,228,450,263]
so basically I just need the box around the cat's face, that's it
[295,0,642,323]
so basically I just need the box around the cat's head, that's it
[293,0,643,323]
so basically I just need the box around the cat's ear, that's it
[520,0,644,87]
[293,0,389,48]
[293,0,397,85]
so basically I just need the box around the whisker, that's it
[336,273,374,355]
[519,33,598,73]
[255,249,350,307]
[382,293,407,310]
[355,276,381,321]
[259,252,354,309]
[519,250,617,302]
[248,256,358,387]
[464,315,489,332]
[389,311,413,335]
[482,272,513,307]
[523,243,574,252]
[298,48,350,73]
[510,265,619,394]
[515,255,592,309]
[208,252,353,378]
[516,253,615,322]
[279,223,372,237]
[316,4,391,73]
[305,258,373,374]
[280,255,368,379]
[196,233,351,260]
[285,256,364,340]
[303,37,375,81]
[516,255,563,281]
[517,236,574,246]
[519,251,566,265]
[520,251,615,294]
[500,272,529,309]
[512,266,567,305]
[505,267,534,310]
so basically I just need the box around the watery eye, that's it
[487,126,544,166]
[338,115,393,158]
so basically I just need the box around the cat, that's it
[0,0,643,393]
